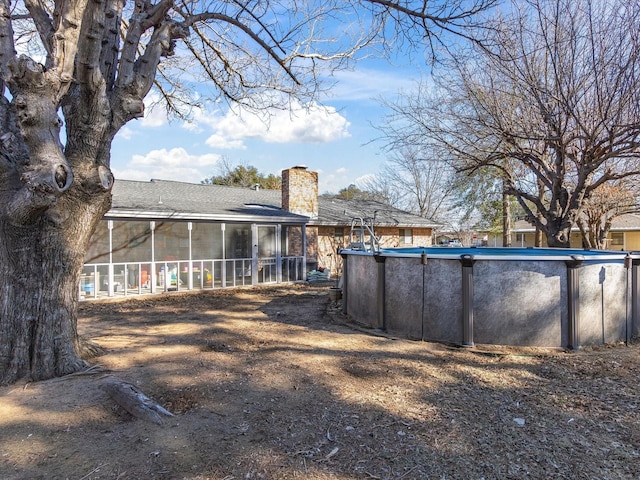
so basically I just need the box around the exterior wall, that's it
[315,226,434,278]
[509,230,640,251]
[620,231,640,251]
[317,226,345,276]
[286,225,305,258]
[375,227,433,248]
[282,167,318,219]
[510,231,583,248]
[305,226,319,269]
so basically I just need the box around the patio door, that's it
[256,225,278,284]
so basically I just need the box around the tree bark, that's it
[545,224,572,248]
[100,376,174,425]
[0,186,110,384]
[502,179,511,247]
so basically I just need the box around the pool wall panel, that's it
[422,259,464,344]
[345,254,378,328]
[473,260,565,347]
[384,257,424,339]
[579,262,629,345]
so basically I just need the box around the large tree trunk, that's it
[0,2,177,384]
[0,186,110,384]
[501,181,511,247]
[535,178,545,247]
[0,56,114,384]
[545,225,572,248]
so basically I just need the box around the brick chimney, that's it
[281,166,318,220]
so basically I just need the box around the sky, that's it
[110,58,421,195]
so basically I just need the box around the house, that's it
[81,166,440,298]
[506,214,640,250]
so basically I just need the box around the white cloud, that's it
[141,93,169,127]
[182,106,214,133]
[319,167,352,194]
[200,100,350,150]
[117,126,134,140]
[130,147,221,167]
[205,134,247,150]
[114,147,223,183]
[354,173,376,188]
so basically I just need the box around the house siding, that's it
[315,226,434,278]
[509,231,583,248]
[622,231,640,251]
[374,227,433,248]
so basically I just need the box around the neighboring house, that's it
[506,214,640,250]
[82,166,440,298]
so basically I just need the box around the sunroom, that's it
[80,179,309,299]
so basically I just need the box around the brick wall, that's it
[375,227,434,248]
[281,166,318,219]
[315,226,434,279]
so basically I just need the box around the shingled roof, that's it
[108,179,306,223]
[107,178,441,228]
[315,196,441,228]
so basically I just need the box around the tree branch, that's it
[0,0,16,92]
[48,0,89,99]
[23,0,54,62]
[184,11,299,85]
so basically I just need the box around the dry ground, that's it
[1,283,640,480]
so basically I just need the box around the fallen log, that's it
[100,376,174,425]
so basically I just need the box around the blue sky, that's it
[110,59,421,194]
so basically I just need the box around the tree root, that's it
[100,376,174,425]
[79,338,107,359]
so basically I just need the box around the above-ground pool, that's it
[340,247,640,349]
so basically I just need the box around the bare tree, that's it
[380,0,640,247]
[577,182,638,249]
[365,145,458,221]
[0,1,497,384]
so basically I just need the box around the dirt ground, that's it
[2,283,640,480]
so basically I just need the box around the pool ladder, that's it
[348,216,380,253]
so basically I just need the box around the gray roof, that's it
[316,197,441,228]
[108,179,307,224]
[108,179,440,228]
